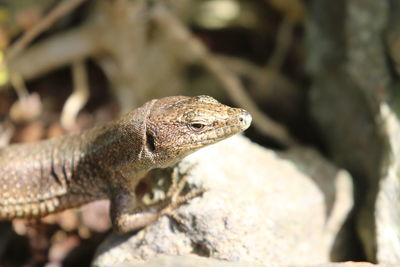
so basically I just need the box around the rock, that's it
[307,0,400,262]
[109,255,394,267]
[112,255,267,267]
[375,3,400,263]
[375,104,400,263]
[92,135,353,266]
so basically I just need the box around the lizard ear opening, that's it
[146,132,156,152]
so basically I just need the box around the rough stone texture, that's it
[375,104,400,263]
[376,1,400,263]
[306,0,400,263]
[112,255,388,267]
[92,135,353,266]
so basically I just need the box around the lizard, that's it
[0,95,252,233]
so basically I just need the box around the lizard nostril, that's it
[238,112,252,129]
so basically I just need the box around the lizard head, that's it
[140,95,252,168]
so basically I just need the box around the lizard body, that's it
[0,95,251,232]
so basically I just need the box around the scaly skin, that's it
[0,95,252,232]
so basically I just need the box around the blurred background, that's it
[0,0,399,266]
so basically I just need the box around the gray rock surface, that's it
[307,0,400,263]
[114,255,387,267]
[375,104,400,263]
[92,135,353,266]
[375,2,400,264]
[112,255,267,267]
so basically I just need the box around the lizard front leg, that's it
[110,190,162,234]
[110,168,205,234]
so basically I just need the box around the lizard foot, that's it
[160,165,206,224]
[111,165,205,233]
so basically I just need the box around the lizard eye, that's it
[189,122,205,131]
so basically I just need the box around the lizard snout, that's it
[237,110,252,130]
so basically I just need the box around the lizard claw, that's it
[161,165,205,224]
[110,165,205,233]
[166,163,196,198]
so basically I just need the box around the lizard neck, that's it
[82,101,157,180]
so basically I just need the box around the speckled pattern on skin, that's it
[0,95,252,233]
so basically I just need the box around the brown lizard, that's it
[0,95,251,233]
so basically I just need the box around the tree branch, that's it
[6,0,88,62]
